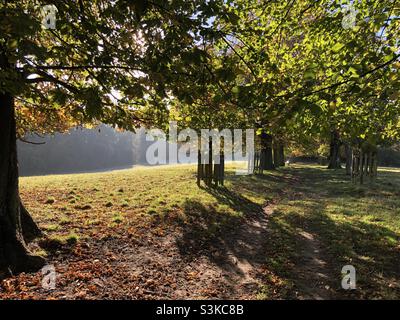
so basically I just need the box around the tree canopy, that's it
[1,0,398,145]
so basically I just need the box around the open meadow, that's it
[1,164,399,299]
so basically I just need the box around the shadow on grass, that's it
[174,166,400,298]
[175,192,263,266]
[173,184,272,298]
[281,199,400,299]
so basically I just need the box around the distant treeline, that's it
[18,126,400,176]
[18,125,182,176]
[378,145,400,167]
[290,145,400,168]
[18,125,138,176]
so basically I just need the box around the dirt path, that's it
[197,209,272,299]
[293,230,336,299]
[66,211,269,300]
[163,201,337,299]
[64,202,273,299]
[44,202,338,299]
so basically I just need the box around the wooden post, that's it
[248,151,253,175]
[255,151,261,174]
[260,150,265,174]
[197,149,201,186]
[221,153,224,186]
[360,151,364,185]
[354,152,357,183]
[197,137,227,188]
[213,152,220,186]
[351,149,356,183]
[207,139,213,186]
[372,152,376,180]
[367,152,371,176]
[255,152,258,174]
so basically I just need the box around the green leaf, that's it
[348,66,359,78]
[304,70,316,80]
[383,53,395,63]
[332,43,345,53]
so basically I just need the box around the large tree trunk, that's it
[273,144,280,168]
[20,200,43,243]
[327,130,342,169]
[278,144,285,166]
[0,92,45,275]
[273,142,285,167]
[260,132,274,170]
[344,143,352,176]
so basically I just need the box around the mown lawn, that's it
[1,163,399,299]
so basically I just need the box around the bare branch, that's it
[18,137,45,145]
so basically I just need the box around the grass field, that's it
[1,163,399,299]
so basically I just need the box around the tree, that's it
[2,0,399,274]
[200,0,399,173]
[0,0,231,273]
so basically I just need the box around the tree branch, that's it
[297,54,399,98]
[32,65,144,71]
[220,35,258,79]
[34,69,80,94]
[17,137,45,145]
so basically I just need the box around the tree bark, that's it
[20,200,43,243]
[360,151,364,184]
[278,144,285,166]
[0,92,45,274]
[273,142,285,167]
[260,132,274,170]
[273,144,280,167]
[351,149,356,182]
[327,130,342,169]
[344,143,352,175]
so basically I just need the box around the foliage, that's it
[1,1,398,148]
[0,0,232,133]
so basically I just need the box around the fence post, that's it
[197,149,201,186]
[213,153,219,186]
[221,153,224,186]
[360,151,364,184]
[206,139,212,186]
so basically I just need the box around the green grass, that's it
[244,164,400,299]
[19,163,400,299]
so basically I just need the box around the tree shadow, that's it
[286,203,400,298]
[174,185,271,297]
[174,166,400,299]
[201,185,262,216]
